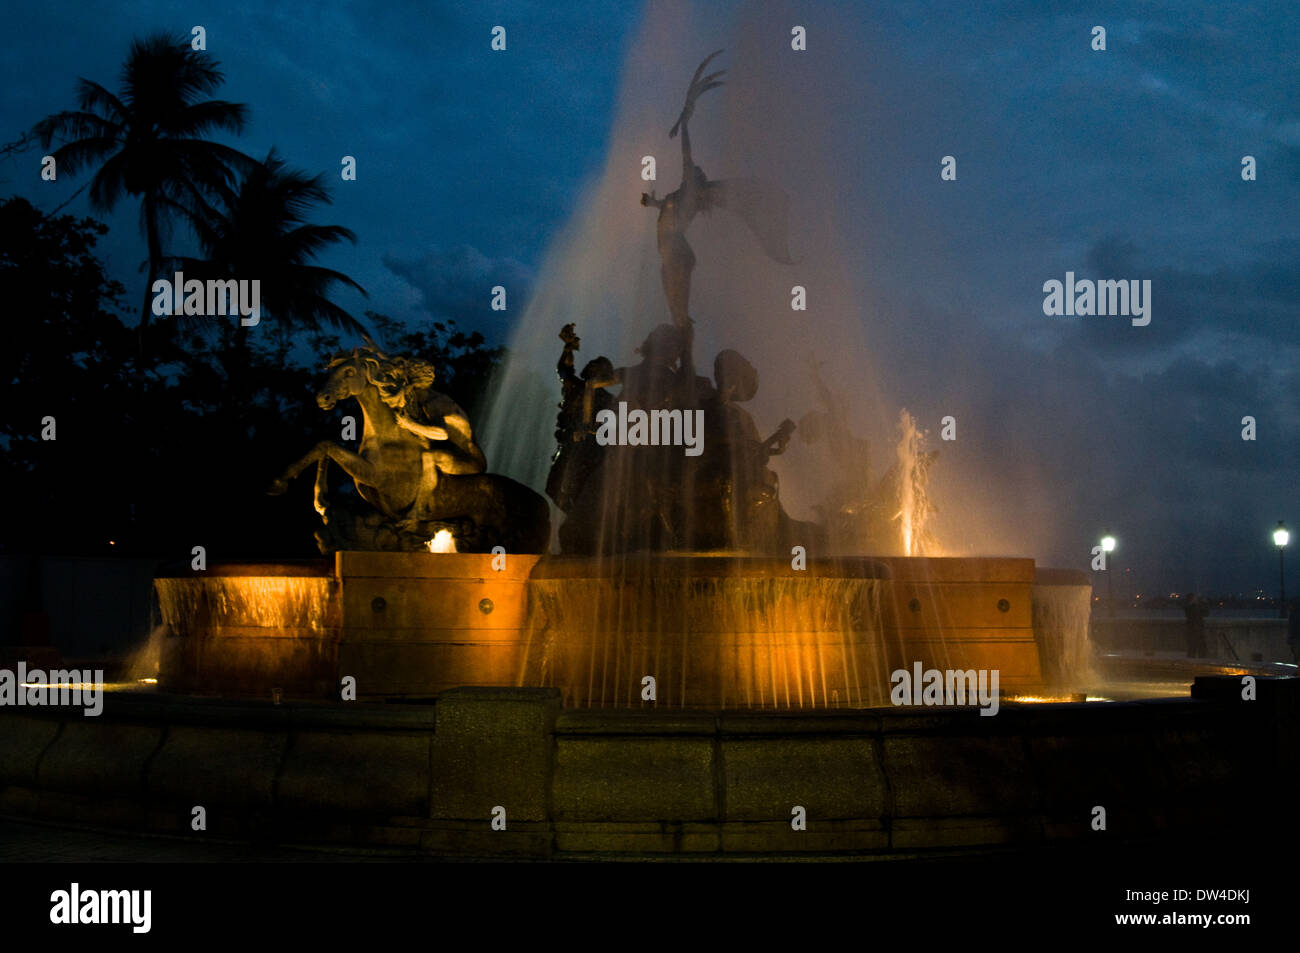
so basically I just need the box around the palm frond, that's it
[170,99,250,138]
[47,135,122,179]
[74,79,129,124]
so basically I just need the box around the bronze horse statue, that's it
[268,346,549,554]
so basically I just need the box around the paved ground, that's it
[0,817,414,863]
[0,815,1213,867]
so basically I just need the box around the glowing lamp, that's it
[427,530,457,553]
[1276,521,1289,618]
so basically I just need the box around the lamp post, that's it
[1101,534,1117,618]
[1274,521,1289,618]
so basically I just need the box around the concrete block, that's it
[553,735,715,822]
[280,730,430,816]
[430,688,559,822]
[39,720,162,797]
[0,715,61,785]
[884,732,1038,817]
[723,737,886,820]
[147,725,287,807]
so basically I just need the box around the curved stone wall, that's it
[155,553,1056,706]
[1,678,1293,857]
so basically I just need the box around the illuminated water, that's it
[520,562,889,709]
[155,577,334,632]
[1033,581,1095,691]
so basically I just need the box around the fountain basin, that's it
[1,678,1293,857]
[156,553,1087,705]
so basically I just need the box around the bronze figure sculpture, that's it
[269,345,548,554]
[642,50,795,339]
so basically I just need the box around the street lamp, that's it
[1274,521,1289,618]
[1101,534,1117,618]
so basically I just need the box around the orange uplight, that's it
[426,530,457,553]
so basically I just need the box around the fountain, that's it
[153,50,1089,709]
[5,13,1291,864]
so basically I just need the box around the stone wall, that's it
[1,678,1293,858]
[1092,617,1291,663]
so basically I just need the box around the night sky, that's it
[4,1,1297,597]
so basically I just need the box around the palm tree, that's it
[168,149,367,399]
[33,32,252,337]
[177,148,367,344]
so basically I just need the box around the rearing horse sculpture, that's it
[268,346,549,554]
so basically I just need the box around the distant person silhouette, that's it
[1287,597,1300,665]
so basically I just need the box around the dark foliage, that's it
[0,197,503,560]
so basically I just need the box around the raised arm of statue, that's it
[441,411,475,445]
[557,323,581,382]
[396,414,448,442]
[763,419,797,459]
[670,50,725,181]
[586,366,623,392]
[582,368,622,426]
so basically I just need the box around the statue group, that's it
[545,319,814,554]
[271,51,932,558]
[545,50,818,555]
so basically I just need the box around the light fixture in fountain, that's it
[427,529,458,553]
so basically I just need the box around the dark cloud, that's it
[383,244,532,336]
[1054,237,1300,354]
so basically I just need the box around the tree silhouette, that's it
[32,32,252,340]
[366,311,504,420]
[174,148,367,346]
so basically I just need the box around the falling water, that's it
[519,559,890,710]
[895,409,936,557]
[124,624,168,682]
[478,1,892,526]
[1032,573,1096,691]
[453,3,1088,712]
[155,576,334,632]
[471,4,960,712]
[154,575,336,695]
